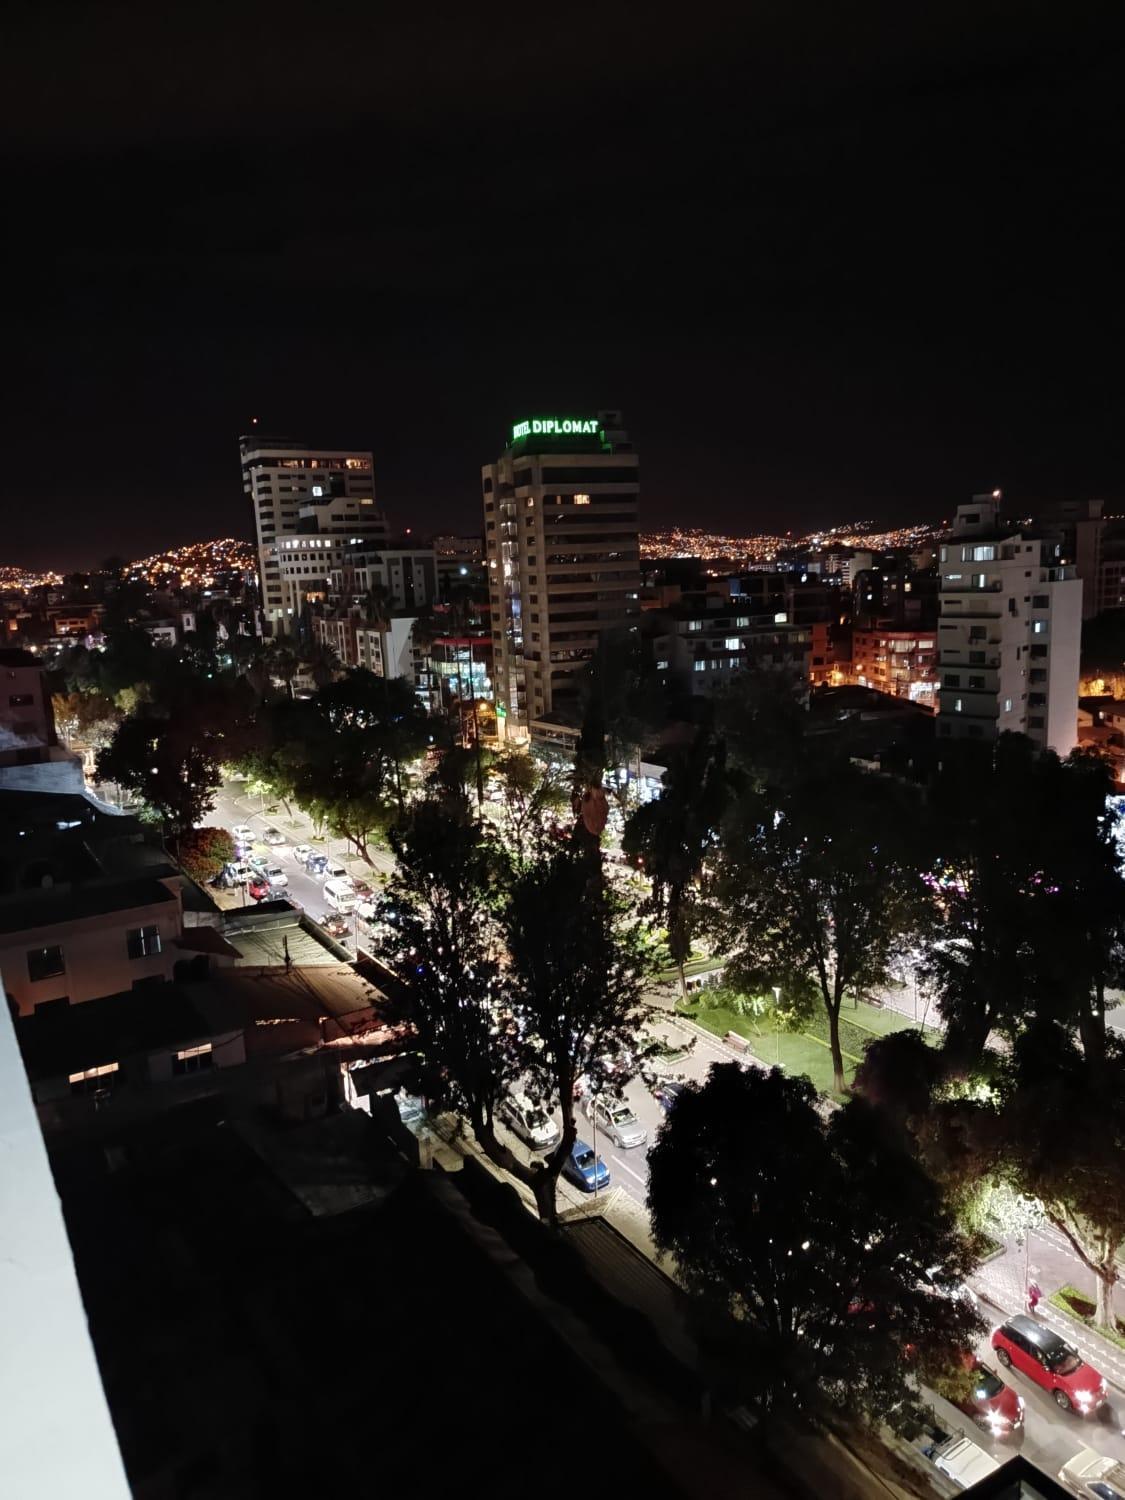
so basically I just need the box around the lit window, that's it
[773,612,788,624]
[573,494,591,506]
[693,661,706,672]
[1003,697,1013,712]
[173,1043,214,1076]
[69,1061,119,1096]
[954,698,963,712]
[656,659,669,670]
[724,637,741,650]
[735,616,750,628]
[1032,620,1047,634]
[127,925,162,960]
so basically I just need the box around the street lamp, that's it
[772,985,781,1066]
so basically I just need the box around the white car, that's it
[584,1094,648,1149]
[265,865,288,890]
[293,843,314,863]
[500,1092,560,1151]
[1059,1449,1125,1500]
[232,823,255,843]
[930,1435,999,1491]
[263,826,286,846]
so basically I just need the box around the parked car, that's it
[303,850,329,876]
[218,860,253,888]
[265,865,288,891]
[928,1434,1000,1491]
[246,854,269,875]
[352,878,375,901]
[325,860,349,882]
[232,823,255,842]
[953,1357,1024,1438]
[1058,1447,1125,1499]
[324,876,356,913]
[321,912,350,940]
[293,843,315,863]
[356,898,378,924]
[499,1092,560,1151]
[652,1079,687,1112]
[248,875,271,902]
[584,1093,648,1148]
[562,1140,610,1193]
[263,826,286,846]
[991,1315,1107,1414]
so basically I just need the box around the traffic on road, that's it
[204,779,1125,1493]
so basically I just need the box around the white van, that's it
[1058,1447,1125,1499]
[323,876,356,913]
[930,1435,1000,1491]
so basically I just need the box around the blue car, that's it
[562,1139,610,1193]
[653,1080,686,1112]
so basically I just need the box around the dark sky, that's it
[3,2,1124,567]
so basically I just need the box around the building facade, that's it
[482,413,641,739]
[852,627,937,706]
[238,433,387,632]
[937,495,1082,753]
[642,596,811,699]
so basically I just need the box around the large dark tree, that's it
[623,725,730,994]
[998,1024,1125,1331]
[922,736,1125,1066]
[647,1064,982,1424]
[96,710,223,843]
[501,846,649,1222]
[712,761,930,1094]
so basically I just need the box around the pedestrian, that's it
[1027,1276,1043,1314]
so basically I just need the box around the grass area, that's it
[679,996,923,1100]
[1049,1284,1125,1354]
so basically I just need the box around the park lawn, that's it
[679,997,925,1101]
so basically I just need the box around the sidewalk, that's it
[971,1237,1125,1392]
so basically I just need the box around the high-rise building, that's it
[238,433,387,633]
[937,494,1081,754]
[482,413,640,740]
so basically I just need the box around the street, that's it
[204,779,1125,1488]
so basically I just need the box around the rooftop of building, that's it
[16,982,230,1080]
[0,647,40,668]
[0,874,177,935]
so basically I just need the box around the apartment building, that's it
[482,413,640,739]
[937,495,1082,753]
[852,627,937,706]
[238,432,387,632]
[642,594,811,698]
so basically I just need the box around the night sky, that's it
[3,3,1123,567]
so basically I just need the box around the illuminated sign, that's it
[511,417,600,442]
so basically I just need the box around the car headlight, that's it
[986,1413,1010,1432]
[1075,1391,1094,1409]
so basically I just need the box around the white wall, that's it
[0,977,131,1498]
[0,897,180,1015]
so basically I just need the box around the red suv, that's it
[991,1314,1106,1414]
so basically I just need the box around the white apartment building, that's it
[937,495,1082,754]
[238,433,387,632]
[482,413,641,739]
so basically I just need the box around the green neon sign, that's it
[511,417,600,442]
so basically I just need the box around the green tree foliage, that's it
[712,762,930,1094]
[491,750,569,866]
[647,1064,982,1424]
[501,847,649,1222]
[178,826,236,884]
[921,736,1125,1065]
[623,726,730,994]
[997,1024,1125,1330]
[95,711,223,843]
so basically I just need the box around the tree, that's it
[491,750,569,866]
[998,1024,1125,1329]
[96,710,222,844]
[922,737,1125,1065]
[647,1064,982,1423]
[501,846,650,1223]
[374,800,543,1200]
[178,826,236,885]
[623,726,730,994]
[713,762,930,1094]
